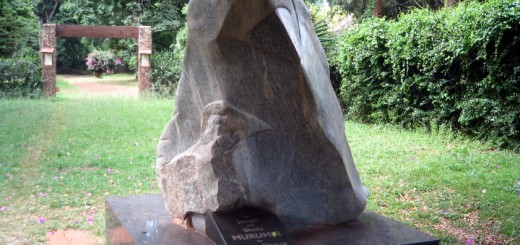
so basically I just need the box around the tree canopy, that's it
[50,0,188,70]
[0,0,39,59]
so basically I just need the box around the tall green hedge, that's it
[0,59,41,98]
[150,22,187,97]
[337,0,520,150]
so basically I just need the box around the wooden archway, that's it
[40,24,152,96]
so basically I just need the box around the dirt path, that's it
[57,74,139,98]
[45,74,139,244]
[46,229,101,245]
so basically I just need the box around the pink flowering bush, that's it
[84,50,123,78]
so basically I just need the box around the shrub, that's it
[337,0,520,150]
[57,38,90,72]
[0,58,41,98]
[338,18,391,121]
[150,51,180,97]
[150,22,187,97]
[85,50,123,77]
[306,1,351,110]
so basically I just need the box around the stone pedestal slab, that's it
[106,194,439,245]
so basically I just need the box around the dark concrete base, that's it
[106,194,440,245]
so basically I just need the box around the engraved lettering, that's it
[237,218,260,225]
[243,227,264,232]
[230,231,282,241]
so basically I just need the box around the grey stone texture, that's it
[157,0,368,231]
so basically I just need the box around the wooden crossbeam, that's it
[56,25,139,39]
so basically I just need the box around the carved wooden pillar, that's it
[138,26,152,94]
[40,24,57,96]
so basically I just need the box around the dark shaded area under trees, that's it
[327,0,447,19]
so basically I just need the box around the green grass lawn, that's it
[56,78,78,91]
[56,73,138,87]
[0,95,518,244]
[93,73,137,86]
[0,96,173,244]
[348,124,519,244]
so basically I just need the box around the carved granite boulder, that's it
[157,0,368,231]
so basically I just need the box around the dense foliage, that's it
[337,0,520,150]
[0,0,39,58]
[0,59,41,98]
[329,0,445,19]
[50,0,188,95]
[52,0,187,71]
[0,0,41,97]
[150,21,187,96]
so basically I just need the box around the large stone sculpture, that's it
[157,0,369,231]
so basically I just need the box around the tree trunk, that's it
[372,0,383,17]
[445,0,459,7]
[37,0,61,25]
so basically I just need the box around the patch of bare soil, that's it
[46,229,102,245]
[434,211,515,244]
[58,74,138,97]
[67,83,138,97]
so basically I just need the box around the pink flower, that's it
[465,238,473,244]
[0,206,7,212]
[107,168,113,173]
[87,216,94,225]
[86,193,92,198]
[38,218,46,223]
[38,192,48,197]
[49,230,56,235]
